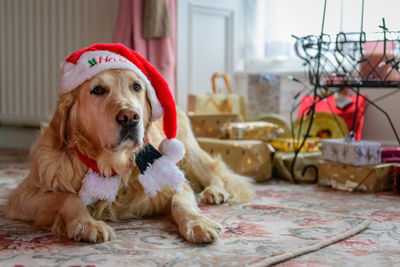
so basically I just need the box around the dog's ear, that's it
[48,91,76,150]
[143,89,153,138]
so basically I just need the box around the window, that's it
[244,0,400,72]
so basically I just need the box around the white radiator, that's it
[0,0,118,126]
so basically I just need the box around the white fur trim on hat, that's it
[58,50,163,121]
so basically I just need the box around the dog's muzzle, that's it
[116,109,141,143]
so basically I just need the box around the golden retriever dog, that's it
[5,67,254,243]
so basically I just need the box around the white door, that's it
[176,0,243,111]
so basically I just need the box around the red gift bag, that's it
[298,94,367,140]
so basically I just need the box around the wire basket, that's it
[294,29,400,88]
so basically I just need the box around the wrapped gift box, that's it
[197,137,272,181]
[390,164,400,193]
[189,114,243,138]
[273,151,321,183]
[321,139,340,162]
[221,121,284,141]
[318,160,392,193]
[246,73,280,118]
[270,138,321,153]
[381,147,400,163]
[321,139,381,166]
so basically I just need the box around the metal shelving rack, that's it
[288,0,400,183]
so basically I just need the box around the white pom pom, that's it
[159,138,185,163]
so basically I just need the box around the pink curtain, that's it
[113,0,177,97]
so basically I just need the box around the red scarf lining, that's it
[75,148,117,176]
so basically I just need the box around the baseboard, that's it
[0,125,40,150]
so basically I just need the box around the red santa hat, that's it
[59,43,184,162]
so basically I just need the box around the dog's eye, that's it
[132,83,142,92]
[91,86,106,95]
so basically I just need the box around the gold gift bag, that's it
[188,72,246,120]
[270,138,321,152]
[273,151,322,183]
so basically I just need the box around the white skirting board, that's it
[0,126,39,149]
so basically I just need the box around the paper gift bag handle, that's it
[211,72,233,93]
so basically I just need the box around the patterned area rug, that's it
[261,183,400,266]
[0,149,396,266]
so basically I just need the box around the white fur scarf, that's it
[78,157,187,205]
[138,155,187,197]
[78,169,122,206]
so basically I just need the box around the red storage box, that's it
[381,147,400,163]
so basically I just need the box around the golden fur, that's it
[6,69,254,243]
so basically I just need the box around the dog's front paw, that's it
[180,215,222,243]
[200,185,230,205]
[66,219,116,243]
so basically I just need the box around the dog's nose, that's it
[116,109,140,127]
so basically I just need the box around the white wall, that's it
[4,0,399,148]
[176,0,400,146]
[361,88,400,145]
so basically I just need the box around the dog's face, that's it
[68,69,151,152]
